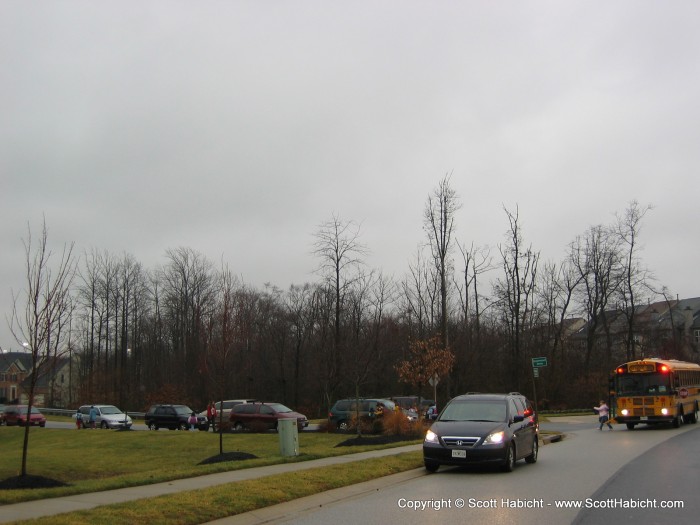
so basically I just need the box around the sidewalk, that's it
[0,444,421,524]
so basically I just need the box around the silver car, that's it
[79,404,132,429]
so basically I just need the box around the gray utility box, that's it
[278,419,299,456]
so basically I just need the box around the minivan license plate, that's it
[452,449,466,459]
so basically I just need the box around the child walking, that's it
[188,411,198,431]
[594,400,614,430]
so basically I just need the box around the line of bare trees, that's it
[14,181,686,419]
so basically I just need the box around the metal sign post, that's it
[428,373,439,411]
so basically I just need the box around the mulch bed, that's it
[0,475,69,490]
[198,452,258,465]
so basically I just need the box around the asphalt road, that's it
[573,425,700,524]
[263,419,699,525]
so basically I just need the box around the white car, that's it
[78,404,132,429]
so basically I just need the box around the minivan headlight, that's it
[483,431,505,445]
[424,430,439,443]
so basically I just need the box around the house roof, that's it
[20,357,72,389]
[0,351,33,373]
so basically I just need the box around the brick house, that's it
[0,351,76,407]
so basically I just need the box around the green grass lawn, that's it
[0,426,421,505]
[18,451,425,525]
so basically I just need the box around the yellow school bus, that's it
[611,358,700,430]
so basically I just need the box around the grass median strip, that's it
[17,451,424,525]
[0,427,421,505]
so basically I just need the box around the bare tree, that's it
[285,283,317,407]
[455,241,493,345]
[343,270,394,434]
[423,174,461,350]
[312,214,367,408]
[399,247,440,341]
[494,206,539,391]
[569,224,621,369]
[613,200,655,360]
[9,219,76,478]
[203,264,241,453]
[159,247,216,398]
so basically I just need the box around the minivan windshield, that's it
[439,400,507,422]
[268,403,292,413]
[99,406,123,415]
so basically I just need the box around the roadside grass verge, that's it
[0,427,420,505]
[22,451,424,525]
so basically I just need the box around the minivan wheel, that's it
[338,420,348,431]
[101,421,108,429]
[233,422,244,432]
[501,443,516,472]
[525,438,538,464]
[424,462,439,473]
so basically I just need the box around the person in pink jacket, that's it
[594,400,613,430]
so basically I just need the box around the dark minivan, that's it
[328,398,396,430]
[423,392,538,473]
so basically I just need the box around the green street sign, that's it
[532,357,548,368]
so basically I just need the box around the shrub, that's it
[381,410,424,438]
[349,415,378,434]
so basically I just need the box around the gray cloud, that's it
[2,1,700,347]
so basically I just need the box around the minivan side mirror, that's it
[512,415,524,424]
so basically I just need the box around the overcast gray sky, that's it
[2,1,699,350]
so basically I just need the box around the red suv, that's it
[229,402,308,431]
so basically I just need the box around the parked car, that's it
[229,402,308,431]
[78,404,132,429]
[198,399,256,431]
[2,405,47,427]
[423,392,538,473]
[145,404,209,431]
[328,398,396,430]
